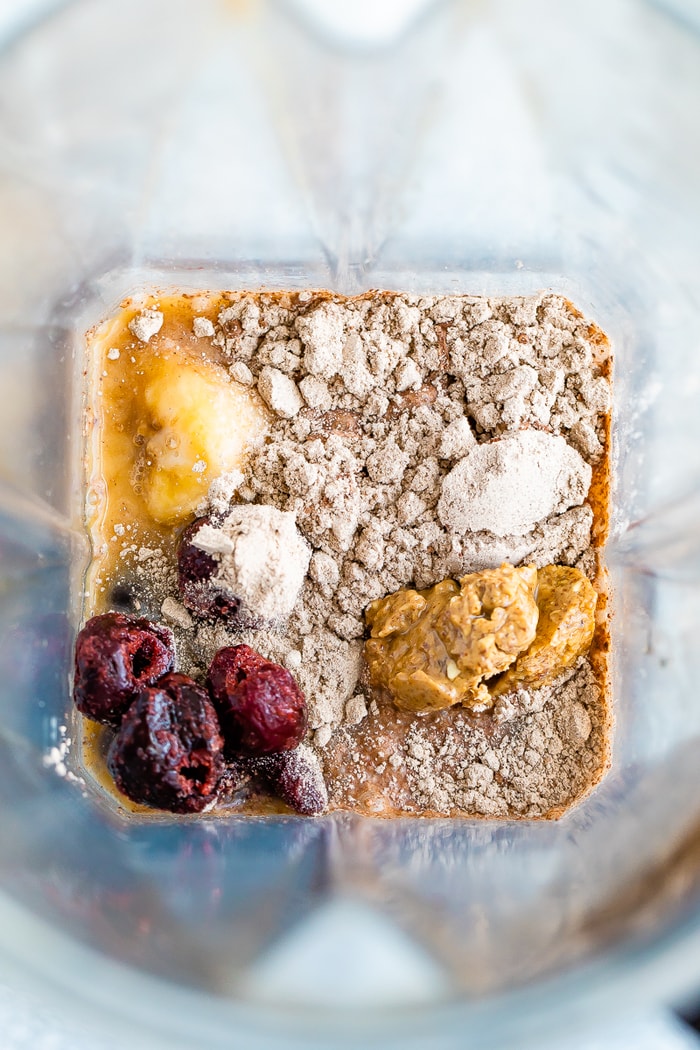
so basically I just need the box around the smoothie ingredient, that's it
[437,430,592,538]
[136,354,266,524]
[177,516,243,621]
[207,645,308,756]
[364,564,539,713]
[128,308,163,343]
[107,673,224,813]
[255,744,329,815]
[493,564,597,695]
[73,613,174,727]
[188,505,311,623]
[83,290,611,820]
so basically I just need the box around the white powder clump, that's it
[284,649,303,671]
[296,628,363,733]
[128,308,163,343]
[257,366,304,418]
[366,438,409,484]
[296,302,346,378]
[394,358,422,392]
[396,491,426,525]
[192,505,311,620]
[299,375,332,411]
[279,743,329,812]
[438,416,476,459]
[569,419,603,459]
[193,316,215,339]
[345,695,368,725]
[161,596,193,629]
[314,726,333,748]
[438,431,591,538]
[203,470,244,516]
[342,334,375,398]
[230,361,254,387]
[309,550,340,595]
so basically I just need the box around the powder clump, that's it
[128,308,163,343]
[191,505,311,622]
[438,431,591,538]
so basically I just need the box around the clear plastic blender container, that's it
[1,0,700,1046]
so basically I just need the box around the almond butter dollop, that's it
[364,562,596,714]
[364,564,539,713]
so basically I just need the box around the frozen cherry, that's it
[207,645,307,756]
[207,643,270,689]
[256,745,328,815]
[177,516,241,620]
[108,673,224,813]
[73,613,174,727]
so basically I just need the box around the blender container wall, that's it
[1,0,700,1046]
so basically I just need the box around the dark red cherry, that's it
[73,613,174,727]
[108,673,224,813]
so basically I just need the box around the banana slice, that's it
[137,354,267,524]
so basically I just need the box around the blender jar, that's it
[1,0,700,1046]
